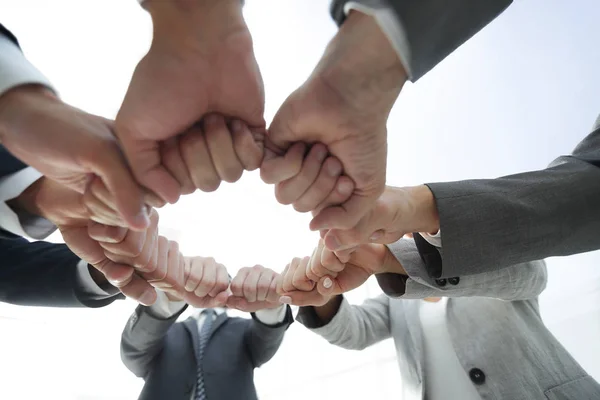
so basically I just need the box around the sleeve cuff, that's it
[297,297,353,338]
[420,230,442,247]
[0,167,57,240]
[343,1,413,79]
[254,305,287,326]
[147,290,186,319]
[0,34,55,97]
[75,260,116,299]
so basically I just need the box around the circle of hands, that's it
[0,1,437,309]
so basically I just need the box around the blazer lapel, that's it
[209,312,228,338]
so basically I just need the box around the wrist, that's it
[316,11,406,112]
[0,84,57,141]
[313,294,343,324]
[408,185,440,234]
[378,246,407,275]
[147,0,247,54]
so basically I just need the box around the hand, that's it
[116,0,265,204]
[323,185,439,254]
[227,265,280,312]
[267,11,406,231]
[0,85,148,230]
[178,256,231,307]
[261,142,355,214]
[277,240,404,307]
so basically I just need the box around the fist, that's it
[227,265,280,312]
[181,257,231,308]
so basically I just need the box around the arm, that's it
[0,232,122,307]
[423,124,600,278]
[330,0,512,81]
[377,238,547,301]
[120,291,187,378]
[244,306,294,368]
[296,294,391,351]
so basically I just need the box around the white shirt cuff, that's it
[0,34,55,97]
[75,260,113,298]
[0,167,57,240]
[420,230,442,248]
[148,290,186,319]
[254,305,287,325]
[344,1,413,80]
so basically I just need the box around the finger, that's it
[242,265,262,303]
[276,264,289,295]
[117,274,158,306]
[145,235,169,283]
[194,260,218,298]
[184,257,204,292]
[279,290,325,307]
[88,177,119,212]
[84,189,125,227]
[274,143,327,205]
[209,264,230,297]
[282,259,300,293]
[150,239,180,290]
[256,269,274,301]
[231,119,265,171]
[133,228,158,273]
[292,256,315,291]
[87,222,128,244]
[94,260,157,306]
[311,175,355,217]
[266,276,280,303]
[334,247,357,264]
[316,275,336,297]
[204,114,244,183]
[323,207,382,251]
[320,247,346,274]
[91,139,155,230]
[292,157,343,213]
[230,267,249,298]
[179,125,221,192]
[161,137,196,195]
[260,142,306,184]
[97,208,160,257]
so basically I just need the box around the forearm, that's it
[246,305,293,368]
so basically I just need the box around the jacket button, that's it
[469,368,486,385]
[448,277,460,285]
[435,278,447,287]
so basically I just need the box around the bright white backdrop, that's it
[0,0,599,399]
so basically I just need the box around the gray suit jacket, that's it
[298,239,600,400]
[330,0,513,81]
[121,304,293,400]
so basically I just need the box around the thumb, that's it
[316,275,336,297]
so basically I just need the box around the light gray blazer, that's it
[298,239,600,400]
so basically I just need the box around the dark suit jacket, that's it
[121,304,293,400]
[0,145,122,307]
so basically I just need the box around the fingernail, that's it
[323,278,333,289]
[327,160,342,177]
[139,289,156,306]
[231,119,243,133]
[370,230,383,241]
[338,180,353,195]
[279,296,292,304]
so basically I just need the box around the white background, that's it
[0,0,599,398]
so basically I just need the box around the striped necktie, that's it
[195,309,216,400]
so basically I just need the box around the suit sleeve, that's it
[120,300,188,378]
[376,238,547,301]
[0,231,122,307]
[244,305,293,368]
[296,294,392,351]
[0,23,55,97]
[419,121,600,279]
[329,0,512,81]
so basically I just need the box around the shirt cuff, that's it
[75,260,115,299]
[0,167,58,240]
[254,305,287,326]
[147,290,186,319]
[0,34,55,97]
[420,230,442,248]
[344,1,413,80]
